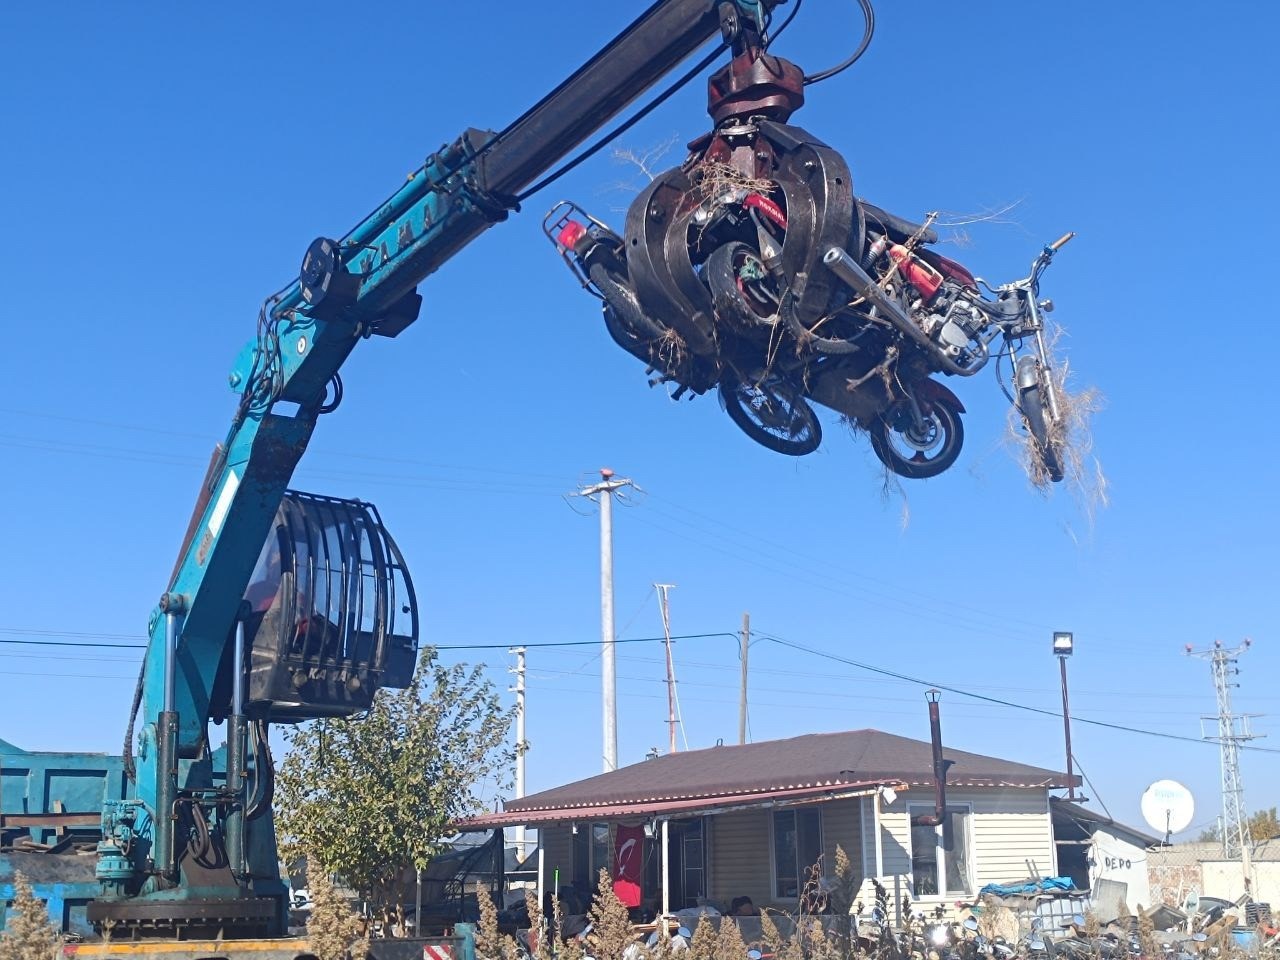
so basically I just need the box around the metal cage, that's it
[241,490,418,721]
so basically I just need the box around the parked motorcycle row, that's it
[547,39,1076,482]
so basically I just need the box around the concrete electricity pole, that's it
[656,583,677,753]
[508,646,527,856]
[739,612,750,745]
[579,468,633,772]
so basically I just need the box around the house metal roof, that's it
[1052,799,1162,847]
[459,728,1075,829]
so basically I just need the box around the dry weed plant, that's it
[588,870,636,960]
[759,911,790,960]
[555,895,586,960]
[0,873,62,960]
[975,895,1018,943]
[524,889,556,960]
[689,916,720,960]
[715,918,748,960]
[475,883,521,960]
[1136,906,1160,960]
[307,872,369,960]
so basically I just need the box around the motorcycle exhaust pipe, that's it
[822,247,981,378]
[910,689,954,849]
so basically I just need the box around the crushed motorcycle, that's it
[545,32,1075,482]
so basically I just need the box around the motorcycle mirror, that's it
[1193,933,1209,942]
[1073,915,1086,927]
[1030,940,1046,952]
[748,951,763,960]
[965,919,980,931]
[678,927,692,939]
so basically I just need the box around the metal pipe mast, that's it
[580,469,633,772]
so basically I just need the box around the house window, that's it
[909,805,971,897]
[571,822,615,887]
[773,808,823,899]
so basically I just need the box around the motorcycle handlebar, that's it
[1048,231,1075,252]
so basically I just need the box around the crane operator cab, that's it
[237,490,418,722]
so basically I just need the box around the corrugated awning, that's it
[456,779,902,830]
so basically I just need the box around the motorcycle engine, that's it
[919,282,987,368]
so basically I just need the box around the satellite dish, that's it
[1141,780,1195,837]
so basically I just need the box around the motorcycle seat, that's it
[859,200,939,246]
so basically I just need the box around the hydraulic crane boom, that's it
[92,0,780,939]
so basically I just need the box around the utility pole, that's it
[578,468,633,772]
[656,584,677,753]
[1052,632,1077,801]
[508,646,527,857]
[739,612,750,745]
[1187,639,1261,873]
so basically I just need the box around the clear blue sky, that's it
[2,1,1278,841]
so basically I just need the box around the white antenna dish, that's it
[1141,780,1195,837]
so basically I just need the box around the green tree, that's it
[0,872,61,960]
[275,648,516,930]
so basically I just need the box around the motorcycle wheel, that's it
[589,262,668,341]
[719,371,822,456]
[869,397,964,479]
[1016,358,1065,482]
[706,241,781,328]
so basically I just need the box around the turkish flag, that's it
[613,824,644,908]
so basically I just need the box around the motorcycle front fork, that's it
[1023,293,1061,421]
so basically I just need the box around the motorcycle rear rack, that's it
[542,199,622,297]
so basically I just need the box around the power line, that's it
[757,631,1280,755]
[0,630,737,652]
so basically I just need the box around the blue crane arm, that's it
[109,0,779,931]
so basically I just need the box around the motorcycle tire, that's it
[601,303,654,365]
[869,397,964,480]
[705,241,780,329]
[588,262,668,342]
[719,371,822,456]
[1017,366,1065,483]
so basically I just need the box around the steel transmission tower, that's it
[1187,639,1259,860]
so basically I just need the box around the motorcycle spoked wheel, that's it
[1016,359,1066,483]
[719,371,822,456]
[705,241,782,329]
[869,397,965,479]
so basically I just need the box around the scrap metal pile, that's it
[549,2,1075,482]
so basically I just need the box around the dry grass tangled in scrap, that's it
[693,161,776,204]
[1007,326,1108,523]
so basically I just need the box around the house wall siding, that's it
[707,809,775,907]
[879,788,1054,900]
[822,798,865,873]
[540,824,574,884]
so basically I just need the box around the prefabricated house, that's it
[462,729,1079,920]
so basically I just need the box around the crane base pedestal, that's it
[86,897,280,940]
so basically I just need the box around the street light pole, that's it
[1053,631,1077,801]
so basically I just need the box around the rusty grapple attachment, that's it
[238,489,418,722]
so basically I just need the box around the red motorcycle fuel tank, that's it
[888,243,944,301]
